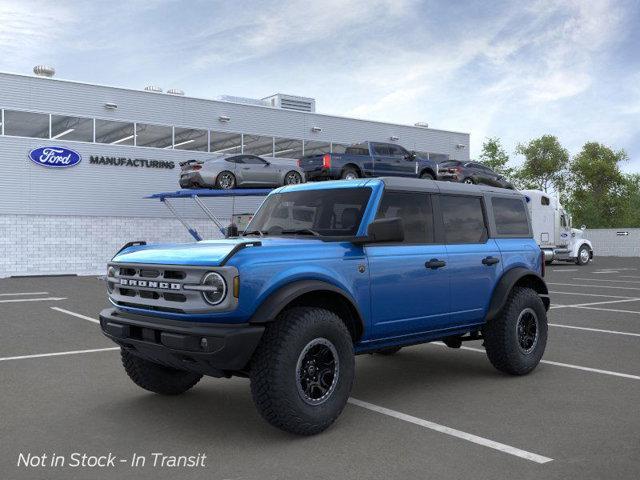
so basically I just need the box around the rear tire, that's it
[121,349,202,395]
[483,287,547,375]
[374,346,402,356]
[284,170,303,185]
[215,171,236,189]
[250,307,354,435]
[341,167,359,180]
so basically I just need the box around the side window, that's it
[373,144,390,156]
[440,195,487,244]
[242,155,267,165]
[541,196,550,206]
[492,197,530,236]
[387,145,405,157]
[225,156,243,164]
[375,191,434,243]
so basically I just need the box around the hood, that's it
[111,237,326,266]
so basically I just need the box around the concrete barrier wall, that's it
[583,228,640,257]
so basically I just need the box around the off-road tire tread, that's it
[250,307,354,435]
[121,349,202,395]
[483,287,547,376]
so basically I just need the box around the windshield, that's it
[244,188,372,237]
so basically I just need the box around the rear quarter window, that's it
[492,197,530,236]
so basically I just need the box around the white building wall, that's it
[583,229,640,257]
[0,215,226,277]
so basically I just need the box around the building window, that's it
[303,140,330,156]
[173,127,208,151]
[210,131,242,154]
[95,119,135,145]
[243,134,274,156]
[331,143,349,154]
[3,110,50,139]
[50,115,94,142]
[273,137,303,159]
[135,123,173,148]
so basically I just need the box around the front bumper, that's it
[99,308,264,376]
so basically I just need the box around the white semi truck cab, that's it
[521,190,594,265]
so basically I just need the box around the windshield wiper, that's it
[281,228,320,237]
[242,230,266,237]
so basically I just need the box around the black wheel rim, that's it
[218,173,234,189]
[516,307,539,354]
[296,338,339,405]
[286,172,301,184]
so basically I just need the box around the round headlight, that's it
[201,272,226,305]
[107,266,117,277]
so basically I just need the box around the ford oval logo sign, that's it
[28,146,82,168]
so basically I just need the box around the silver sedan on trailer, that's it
[179,154,305,189]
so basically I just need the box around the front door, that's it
[370,143,395,177]
[367,190,450,339]
[439,194,503,325]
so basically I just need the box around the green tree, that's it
[515,135,569,193]
[479,137,514,178]
[619,174,640,228]
[566,142,628,228]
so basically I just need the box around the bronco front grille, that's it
[107,263,237,315]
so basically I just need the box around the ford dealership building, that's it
[0,69,470,277]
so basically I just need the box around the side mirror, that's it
[225,223,239,238]
[352,217,404,244]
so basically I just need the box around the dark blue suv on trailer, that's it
[100,178,549,435]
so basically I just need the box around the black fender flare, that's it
[419,167,436,179]
[485,267,549,322]
[249,279,365,333]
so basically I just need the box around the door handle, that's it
[242,167,250,170]
[425,259,446,269]
[482,256,500,266]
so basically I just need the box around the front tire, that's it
[121,349,202,395]
[483,287,547,375]
[250,307,355,435]
[420,171,435,180]
[576,245,591,265]
[215,171,236,189]
[463,177,475,184]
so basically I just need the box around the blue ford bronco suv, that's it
[100,177,550,435]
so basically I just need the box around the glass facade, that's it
[0,108,449,161]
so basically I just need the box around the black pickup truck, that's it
[298,141,439,181]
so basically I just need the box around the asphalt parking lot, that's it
[1,257,640,480]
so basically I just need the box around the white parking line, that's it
[0,292,49,297]
[570,306,640,315]
[549,298,640,309]
[572,278,640,285]
[436,344,640,381]
[0,347,119,362]
[547,283,640,291]
[549,323,640,337]
[0,297,67,304]
[618,275,640,279]
[51,307,99,324]
[348,398,552,464]
[550,269,578,272]
[592,271,619,274]
[549,291,638,299]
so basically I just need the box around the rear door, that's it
[370,143,394,177]
[439,194,503,325]
[366,190,450,338]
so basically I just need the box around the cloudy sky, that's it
[1,0,639,171]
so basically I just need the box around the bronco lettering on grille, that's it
[119,279,181,290]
